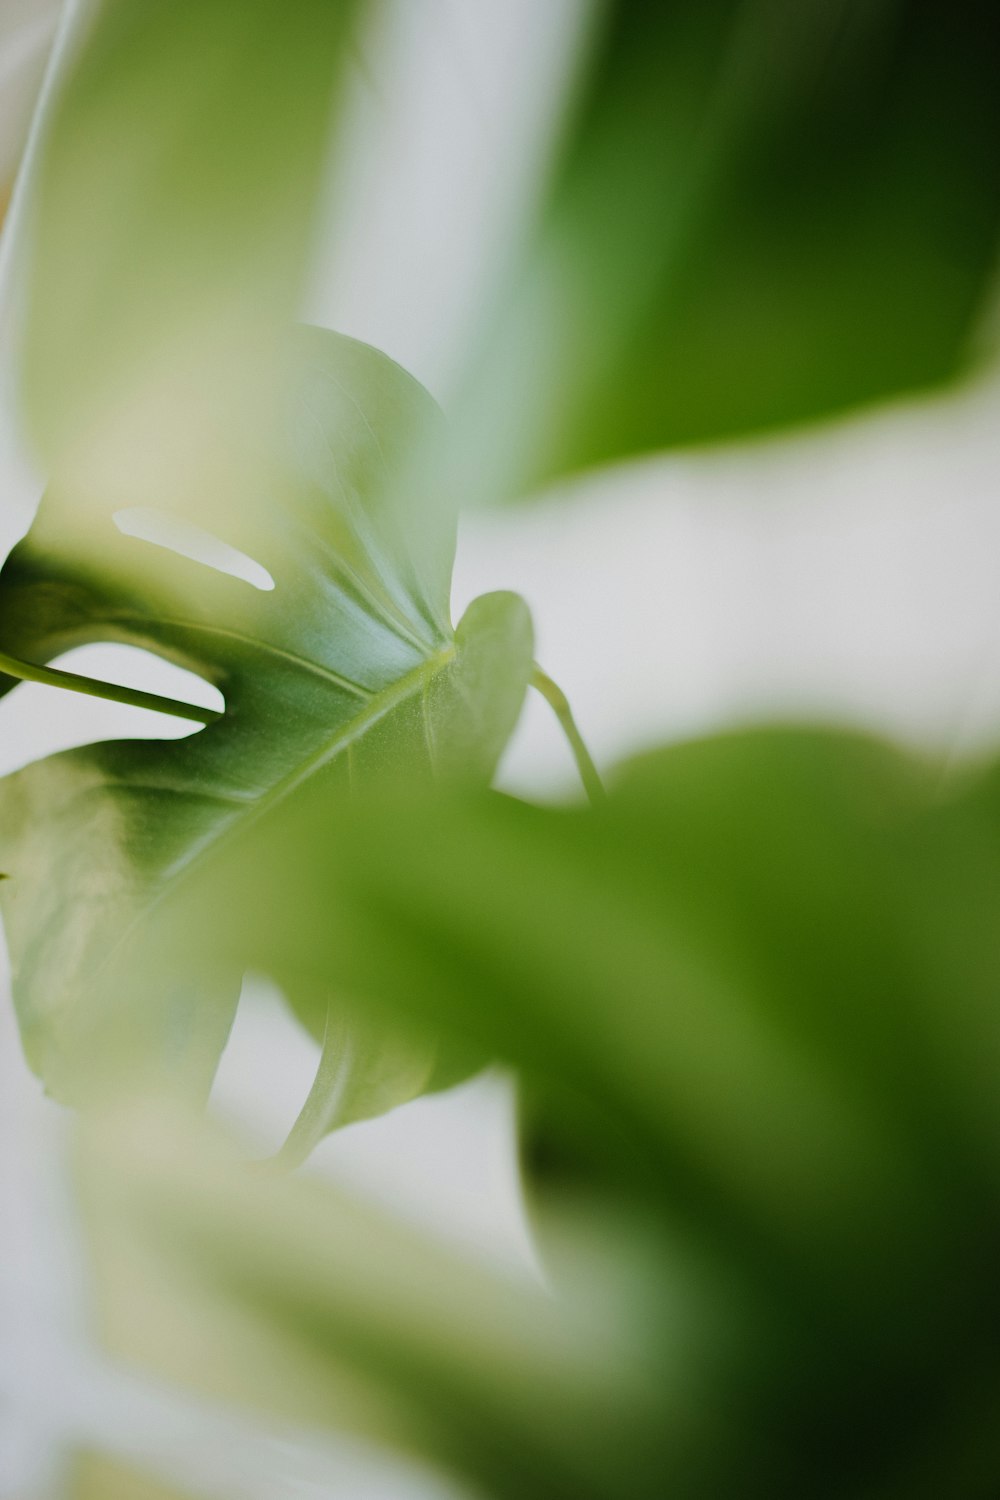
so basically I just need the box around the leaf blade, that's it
[445,0,1000,502]
[20,0,364,515]
[0,329,533,1114]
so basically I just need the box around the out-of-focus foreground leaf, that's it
[71,1452,196,1500]
[18,0,361,511]
[0,1,60,222]
[0,326,533,1109]
[78,1097,731,1500]
[112,728,1000,1496]
[447,0,1000,502]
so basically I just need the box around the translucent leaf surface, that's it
[126,727,1000,1494]
[19,0,363,514]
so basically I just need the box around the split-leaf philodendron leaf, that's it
[88,728,1000,1499]
[0,327,534,1111]
[81,1097,682,1500]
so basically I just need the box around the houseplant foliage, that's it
[80,731,1000,1497]
[439,0,1000,503]
[3,1,1000,1496]
[0,0,536,1124]
[0,322,533,1115]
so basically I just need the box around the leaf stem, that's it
[0,649,221,725]
[530,665,605,806]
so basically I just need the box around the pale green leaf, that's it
[71,1452,199,1500]
[78,1096,695,1500]
[20,0,363,513]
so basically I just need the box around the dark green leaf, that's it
[446,0,1000,501]
[149,726,1000,1494]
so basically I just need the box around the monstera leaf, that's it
[80,1095,677,1500]
[98,728,1000,1498]
[0,327,534,1110]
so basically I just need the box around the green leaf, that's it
[446,0,1000,501]
[20,0,363,512]
[147,727,1000,1493]
[0,327,534,1109]
[71,1452,198,1500]
[273,999,484,1170]
[77,1097,698,1500]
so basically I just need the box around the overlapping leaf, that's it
[19,0,365,513]
[113,727,1000,1495]
[0,327,533,1106]
[79,1097,699,1500]
[13,8,1000,1496]
[445,0,1000,503]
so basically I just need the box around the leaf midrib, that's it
[202,637,457,857]
[84,639,458,993]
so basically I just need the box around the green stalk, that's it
[530,665,605,806]
[0,649,221,725]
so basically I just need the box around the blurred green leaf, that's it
[0,1,60,212]
[20,0,361,511]
[71,1451,197,1500]
[78,1097,719,1500]
[145,726,1000,1493]
[448,0,1000,502]
[0,327,533,1109]
[274,999,481,1171]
